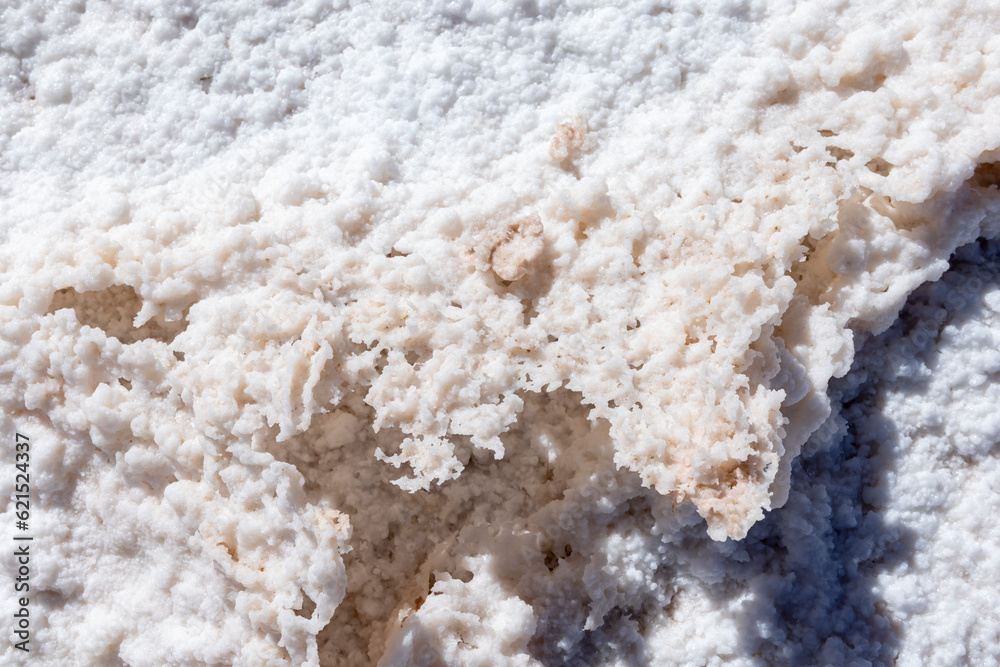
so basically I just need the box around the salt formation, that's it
[837,241,1000,667]
[1,0,999,664]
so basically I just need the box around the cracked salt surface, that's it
[1,0,1000,664]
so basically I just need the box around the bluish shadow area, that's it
[487,238,1000,667]
[732,235,1000,665]
[733,404,910,665]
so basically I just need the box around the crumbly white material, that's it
[1,0,999,664]
[857,245,1000,667]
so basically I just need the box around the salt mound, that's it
[2,0,1000,664]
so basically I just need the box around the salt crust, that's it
[1,0,1000,664]
[852,244,1000,667]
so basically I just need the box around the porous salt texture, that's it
[839,241,1000,667]
[1,0,999,664]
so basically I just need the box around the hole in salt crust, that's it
[866,157,893,176]
[47,284,188,344]
[219,541,237,562]
[828,146,854,163]
[969,162,1000,190]
[521,297,539,325]
[294,593,317,620]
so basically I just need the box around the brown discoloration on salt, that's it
[487,214,544,282]
[549,117,593,164]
